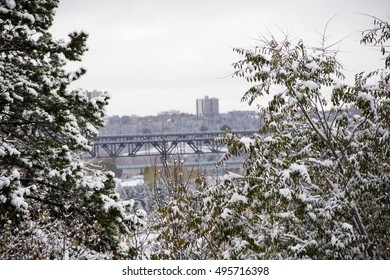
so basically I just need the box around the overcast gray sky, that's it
[50,0,389,116]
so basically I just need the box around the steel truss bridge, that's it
[90,130,257,158]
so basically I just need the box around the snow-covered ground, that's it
[119,175,145,187]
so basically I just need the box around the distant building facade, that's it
[196,96,219,117]
[86,90,103,100]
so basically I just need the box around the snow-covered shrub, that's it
[206,16,389,259]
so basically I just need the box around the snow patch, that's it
[333,79,345,89]
[305,61,320,72]
[297,193,308,202]
[290,164,311,183]
[308,158,333,168]
[85,122,99,136]
[229,193,248,204]
[21,12,35,24]
[303,80,320,90]
[357,92,376,112]
[232,238,249,250]
[260,66,270,73]
[278,212,292,218]
[42,76,54,87]
[135,208,147,219]
[281,170,290,183]
[240,136,255,149]
[120,176,145,187]
[222,250,230,259]
[11,188,28,210]
[0,7,9,14]
[331,235,337,246]
[101,194,117,212]
[203,196,212,206]
[342,222,353,232]
[0,142,21,156]
[308,212,317,221]
[291,61,299,71]
[5,0,16,9]
[279,188,292,199]
[263,136,276,143]
[221,208,232,219]
[0,177,11,190]
[27,87,38,97]
[223,171,243,182]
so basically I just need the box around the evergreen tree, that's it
[0,0,136,259]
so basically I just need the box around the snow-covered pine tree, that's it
[0,0,136,259]
[204,16,389,259]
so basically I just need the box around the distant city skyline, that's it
[101,108,260,136]
[108,96,252,118]
[51,0,389,116]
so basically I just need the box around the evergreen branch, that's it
[25,194,64,209]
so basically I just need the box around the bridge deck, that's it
[90,130,257,158]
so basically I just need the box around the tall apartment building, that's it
[196,96,219,117]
